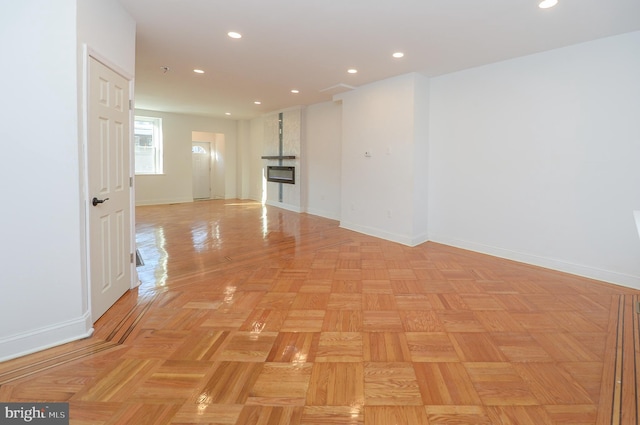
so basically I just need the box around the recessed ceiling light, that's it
[392,52,404,58]
[291,89,300,94]
[538,0,558,8]
[254,101,261,105]
[225,112,231,116]
[347,68,358,74]
[228,31,242,39]
[193,69,205,74]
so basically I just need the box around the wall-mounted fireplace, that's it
[266,166,295,184]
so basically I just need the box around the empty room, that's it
[1,1,640,424]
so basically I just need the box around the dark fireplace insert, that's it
[266,166,295,184]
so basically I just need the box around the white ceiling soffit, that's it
[117,0,640,120]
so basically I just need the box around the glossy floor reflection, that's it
[1,199,639,424]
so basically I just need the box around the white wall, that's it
[304,101,343,220]
[428,31,640,288]
[337,73,430,245]
[0,0,135,361]
[249,116,265,202]
[135,109,238,205]
[237,120,251,199]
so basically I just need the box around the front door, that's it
[192,142,211,200]
[88,56,132,322]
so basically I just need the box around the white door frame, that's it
[81,45,138,324]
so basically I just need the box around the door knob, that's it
[92,197,110,206]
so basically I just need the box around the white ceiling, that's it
[117,0,640,120]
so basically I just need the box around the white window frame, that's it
[134,116,163,175]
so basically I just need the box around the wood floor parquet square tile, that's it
[322,310,364,332]
[413,362,482,405]
[4,201,638,425]
[548,311,606,333]
[281,310,326,332]
[362,311,403,332]
[198,362,264,404]
[68,401,122,424]
[292,293,331,310]
[361,280,394,294]
[362,294,397,310]
[427,293,469,310]
[437,311,486,333]
[306,363,364,406]
[247,363,313,406]
[327,294,363,310]
[72,358,160,402]
[425,405,492,424]
[474,311,527,332]
[560,362,603,403]
[267,332,320,363]
[106,402,182,425]
[202,311,252,329]
[390,280,429,295]
[364,406,429,425]
[513,363,594,404]
[169,330,230,361]
[255,293,296,310]
[240,309,289,333]
[171,403,243,424]
[363,362,422,406]
[300,405,364,424]
[417,280,456,294]
[464,362,539,406]
[331,280,363,293]
[489,332,554,362]
[543,405,598,424]
[236,405,304,425]
[458,294,506,310]
[486,406,555,424]
[299,280,334,293]
[449,333,508,362]
[217,332,278,362]
[316,333,363,362]
[399,310,444,332]
[363,332,411,362]
[393,294,432,310]
[129,360,211,403]
[529,332,601,362]
[271,279,305,292]
[405,332,460,362]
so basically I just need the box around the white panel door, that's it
[192,142,211,200]
[88,57,132,322]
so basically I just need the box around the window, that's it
[134,116,163,174]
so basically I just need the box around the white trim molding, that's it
[0,313,93,362]
[429,235,640,291]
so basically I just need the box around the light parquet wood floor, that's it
[1,200,639,424]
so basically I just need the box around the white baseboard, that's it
[266,200,302,213]
[429,235,640,291]
[0,312,94,362]
[135,197,193,206]
[340,221,421,247]
[305,207,340,222]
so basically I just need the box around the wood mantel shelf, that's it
[261,155,296,159]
